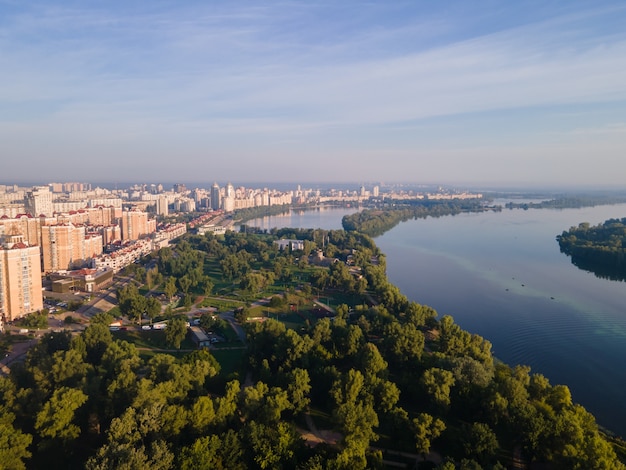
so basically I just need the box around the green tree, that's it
[165,317,188,349]
[421,368,455,408]
[286,368,311,414]
[177,275,192,295]
[51,348,89,388]
[234,307,249,325]
[189,397,215,434]
[145,297,162,324]
[179,435,224,470]
[164,277,177,300]
[35,387,88,441]
[462,422,499,463]
[199,276,214,297]
[412,413,446,458]
[83,323,113,365]
[0,422,32,470]
[246,421,299,470]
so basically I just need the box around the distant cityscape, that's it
[0,181,482,327]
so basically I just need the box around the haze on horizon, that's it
[1,1,626,188]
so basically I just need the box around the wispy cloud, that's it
[1,1,626,184]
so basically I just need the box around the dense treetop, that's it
[557,218,626,281]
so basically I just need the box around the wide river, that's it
[248,204,626,437]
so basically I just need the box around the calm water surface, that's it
[250,204,626,436]
[246,206,359,231]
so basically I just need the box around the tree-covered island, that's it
[505,194,626,211]
[557,218,626,281]
[1,227,625,469]
[342,199,496,237]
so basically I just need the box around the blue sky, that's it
[1,1,626,187]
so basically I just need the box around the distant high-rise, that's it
[210,183,221,211]
[373,185,380,197]
[156,197,169,216]
[225,182,234,198]
[173,183,187,194]
[223,182,235,212]
[25,186,53,217]
[0,235,43,322]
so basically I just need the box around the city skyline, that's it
[2,1,626,187]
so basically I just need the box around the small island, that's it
[342,199,494,237]
[557,218,626,281]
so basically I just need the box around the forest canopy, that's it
[2,227,624,469]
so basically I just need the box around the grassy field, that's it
[198,297,245,311]
[112,329,196,351]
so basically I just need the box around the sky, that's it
[1,0,626,188]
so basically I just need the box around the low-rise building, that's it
[274,239,304,251]
[49,268,114,293]
[188,326,211,348]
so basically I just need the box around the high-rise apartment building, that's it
[25,186,53,217]
[210,183,221,211]
[0,235,43,322]
[156,197,169,216]
[0,214,42,246]
[120,209,156,241]
[40,223,103,273]
[40,224,75,273]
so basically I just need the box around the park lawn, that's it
[112,329,196,351]
[203,259,233,292]
[273,311,311,330]
[323,290,365,309]
[219,327,242,343]
[246,305,268,319]
[199,297,245,311]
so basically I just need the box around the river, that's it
[248,204,626,437]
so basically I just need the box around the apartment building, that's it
[0,214,42,246]
[25,186,54,217]
[121,209,156,241]
[0,235,43,322]
[40,223,103,273]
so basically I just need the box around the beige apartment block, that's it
[25,186,54,217]
[40,223,102,273]
[0,214,42,246]
[86,206,118,226]
[0,236,43,322]
[121,209,156,241]
[41,224,74,273]
[99,225,122,245]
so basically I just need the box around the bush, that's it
[269,295,285,308]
